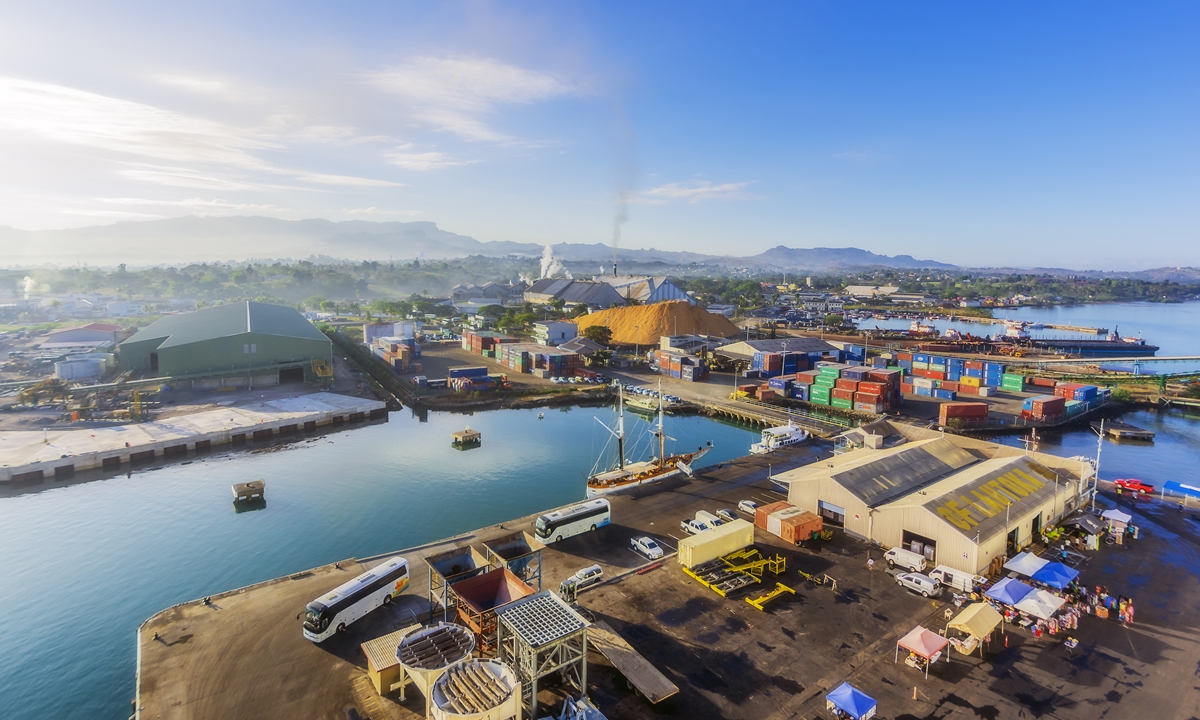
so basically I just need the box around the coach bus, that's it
[302,555,409,642]
[534,499,611,544]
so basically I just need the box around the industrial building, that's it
[597,275,694,305]
[119,301,332,386]
[41,322,121,350]
[778,422,1091,575]
[715,338,839,363]
[532,321,577,346]
[524,279,626,310]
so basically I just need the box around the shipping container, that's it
[755,501,793,530]
[449,366,490,379]
[677,519,755,568]
[831,397,854,409]
[768,507,824,544]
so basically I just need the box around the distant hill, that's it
[739,245,956,270]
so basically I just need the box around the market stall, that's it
[1030,561,1079,590]
[984,577,1035,606]
[946,603,1003,657]
[894,626,949,679]
[825,682,877,720]
[1060,514,1106,550]
[1015,589,1066,620]
[1003,552,1049,577]
[1101,509,1133,544]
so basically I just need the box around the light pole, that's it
[1090,419,1104,512]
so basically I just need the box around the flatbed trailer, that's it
[589,620,680,704]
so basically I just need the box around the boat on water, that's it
[908,320,938,335]
[1028,326,1159,358]
[586,382,712,498]
[750,421,810,454]
[625,392,684,415]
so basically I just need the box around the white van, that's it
[896,572,942,598]
[927,565,986,593]
[695,510,725,527]
[884,547,927,572]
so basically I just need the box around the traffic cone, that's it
[912,686,918,700]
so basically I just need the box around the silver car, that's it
[896,572,942,598]
[631,536,664,560]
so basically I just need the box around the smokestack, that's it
[612,261,617,276]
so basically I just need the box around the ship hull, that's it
[1029,340,1159,358]
[585,467,682,497]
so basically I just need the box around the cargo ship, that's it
[1028,327,1158,358]
[586,383,711,497]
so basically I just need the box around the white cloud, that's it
[293,172,403,187]
[636,181,752,205]
[151,74,234,98]
[95,197,292,214]
[385,145,474,171]
[365,56,573,142]
[116,163,260,190]
[63,208,165,219]
[294,125,358,143]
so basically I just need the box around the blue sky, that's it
[0,2,1196,268]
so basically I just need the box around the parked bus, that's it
[302,556,409,642]
[534,499,611,544]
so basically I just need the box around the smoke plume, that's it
[22,276,34,300]
[539,244,571,280]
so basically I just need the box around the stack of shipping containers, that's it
[370,335,423,375]
[460,330,518,358]
[652,349,710,382]
[938,401,989,428]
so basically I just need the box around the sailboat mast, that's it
[617,383,625,470]
[657,381,665,470]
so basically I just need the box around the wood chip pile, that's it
[575,301,740,347]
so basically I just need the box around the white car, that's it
[631,536,664,560]
[895,572,942,598]
[572,564,605,589]
[680,519,710,535]
[737,500,758,516]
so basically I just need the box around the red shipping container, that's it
[757,388,778,401]
[831,388,854,401]
[755,500,793,530]
[836,378,859,391]
[927,370,946,381]
[896,351,913,361]
[867,370,901,386]
[853,391,881,403]
[1031,377,1056,388]
[858,381,886,395]
[900,382,914,394]
[940,381,960,392]
[940,402,989,418]
[796,371,820,384]
[1033,396,1066,414]
[958,385,977,395]
[965,361,984,370]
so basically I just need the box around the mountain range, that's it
[0,216,1194,281]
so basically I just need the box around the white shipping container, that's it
[678,519,754,569]
[913,378,935,389]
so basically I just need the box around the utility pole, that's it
[1090,419,1104,512]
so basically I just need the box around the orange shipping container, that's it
[769,507,824,544]
[755,500,793,530]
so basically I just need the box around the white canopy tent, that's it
[1003,551,1049,577]
[1014,589,1067,620]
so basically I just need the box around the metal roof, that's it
[496,591,588,648]
[920,455,1064,540]
[525,279,625,307]
[122,301,329,349]
[829,438,978,508]
[715,338,837,359]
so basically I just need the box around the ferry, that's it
[586,382,712,498]
[908,320,938,336]
[750,421,810,454]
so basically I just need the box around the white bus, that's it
[534,499,612,544]
[302,556,409,642]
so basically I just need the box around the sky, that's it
[0,1,1197,269]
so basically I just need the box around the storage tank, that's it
[54,358,104,380]
[396,623,475,714]
[429,660,521,720]
[678,519,754,569]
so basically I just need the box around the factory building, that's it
[41,322,121,350]
[119,301,332,386]
[524,279,626,310]
[597,275,695,305]
[778,422,1091,575]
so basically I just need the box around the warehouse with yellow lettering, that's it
[776,423,1092,575]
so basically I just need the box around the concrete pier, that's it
[0,392,386,482]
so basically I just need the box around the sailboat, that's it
[586,381,712,498]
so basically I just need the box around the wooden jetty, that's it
[1092,420,1154,441]
[232,480,265,501]
[451,427,481,447]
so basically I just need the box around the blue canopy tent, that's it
[826,682,877,720]
[1031,561,1079,589]
[1163,481,1200,507]
[984,577,1035,606]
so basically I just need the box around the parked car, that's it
[631,536,664,560]
[695,510,724,528]
[884,547,927,573]
[716,508,738,523]
[680,519,710,535]
[737,500,759,516]
[571,564,604,589]
[896,572,942,598]
[1114,478,1154,494]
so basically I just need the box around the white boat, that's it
[586,381,711,498]
[749,421,810,454]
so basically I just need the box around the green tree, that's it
[582,325,613,346]
[822,313,844,326]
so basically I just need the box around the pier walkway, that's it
[0,392,385,482]
[702,398,850,437]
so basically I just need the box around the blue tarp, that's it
[826,682,877,720]
[1164,481,1200,499]
[1031,561,1079,589]
[985,577,1035,606]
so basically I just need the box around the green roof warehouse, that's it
[119,302,332,387]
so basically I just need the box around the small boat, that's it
[538,412,544,419]
[750,421,809,454]
[586,381,711,498]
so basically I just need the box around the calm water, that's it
[4,301,1200,720]
[0,405,758,720]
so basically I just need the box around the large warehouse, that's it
[777,422,1092,575]
[119,301,332,387]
